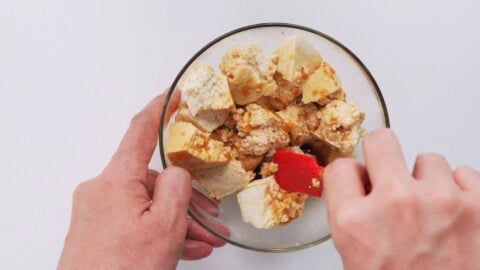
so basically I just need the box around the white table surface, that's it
[1,0,479,269]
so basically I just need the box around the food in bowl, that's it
[166,35,365,229]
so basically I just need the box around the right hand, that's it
[324,129,480,270]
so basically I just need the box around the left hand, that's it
[58,92,226,270]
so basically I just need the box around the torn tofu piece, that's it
[211,126,237,145]
[179,64,235,116]
[267,73,303,110]
[237,176,308,229]
[234,104,290,156]
[167,122,232,170]
[220,43,278,105]
[176,102,228,132]
[302,61,345,105]
[285,146,304,154]
[275,35,323,84]
[276,103,320,145]
[192,160,255,200]
[253,96,276,111]
[313,100,365,156]
[237,153,264,171]
[307,139,349,166]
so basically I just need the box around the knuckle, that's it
[158,213,188,236]
[460,196,477,214]
[434,190,460,211]
[453,165,472,179]
[380,178,403,192]
[389,186,416,206]
[333,205,361,230]
[324,158,357,177]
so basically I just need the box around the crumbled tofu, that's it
[176,102,228,132]
[166,122,232,170]
[211,126,265,170]
[311,178,321,188]
[276,103,320,145]
[236,128,290,157]
[192,160,255,200]
[267,73,303,110]
[220,43,278,105]
[275,35,323,84]
[313,100,365,155]
[237,176,308,229]
[179,64,234,116]
[234,104,290,156]
[302,61,346,105]
[260,162,278,178]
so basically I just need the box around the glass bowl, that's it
[159,23,389,252]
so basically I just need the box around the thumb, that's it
[150,166,192,227]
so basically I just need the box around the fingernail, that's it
[205,206,219,217]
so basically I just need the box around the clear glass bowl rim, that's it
[158,22,390,253]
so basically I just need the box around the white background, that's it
[1,0,479,269]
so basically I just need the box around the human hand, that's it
[324,129,480,270]
[58,92,226,270]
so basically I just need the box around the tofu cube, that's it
[175,102,229,132]
[313,100,364,156]
[166,122,232,170]
[236,153,264,171]
[302,61,345,105]
[237,176,308,229]
[275,35,323,84]
[192,160,254,200]
[220,43,278,105]
[179,64,234,116]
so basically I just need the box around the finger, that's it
[146,169,159,198]
[186,219,226,247]
[197,218,231,238]
[191,189,220,217]
[362,129,410,185]
[107,91,180,183]
[412,153,454,183]
[181,239,213,261]
[150,166,192,223]
[453,166,480,192]
[324,158,367,213]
